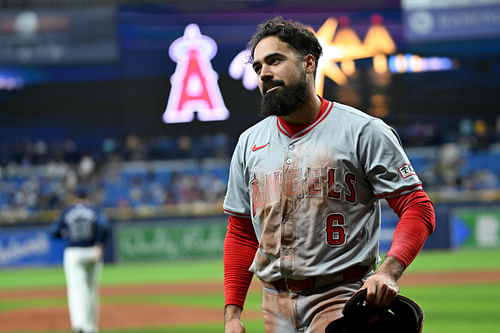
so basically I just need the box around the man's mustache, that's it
[263,80,285,95]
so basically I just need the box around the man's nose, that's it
[259,64,273,81]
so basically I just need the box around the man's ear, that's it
[303,54,316,74]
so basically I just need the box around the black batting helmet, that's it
[325,289,424,333]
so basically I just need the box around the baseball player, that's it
[223,17,436,333]
[50,187,109,333]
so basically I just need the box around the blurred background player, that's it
[50,187,110,333]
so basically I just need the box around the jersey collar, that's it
[277,96,333,138]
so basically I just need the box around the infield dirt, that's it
[1,270,499,332]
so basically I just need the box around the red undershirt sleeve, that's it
[385,189,436,269]
[224,215,259,309]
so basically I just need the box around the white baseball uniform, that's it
[51,202,109,333]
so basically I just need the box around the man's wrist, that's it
[224,304,242,322]
[377,255,405,281]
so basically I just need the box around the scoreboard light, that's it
[388,54,455,73]
[229,50,258,91]
[0,75,22,90]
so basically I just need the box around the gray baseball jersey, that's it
[223,98,422,282]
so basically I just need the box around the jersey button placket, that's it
[286,140,296,163]
[281,145,295,276]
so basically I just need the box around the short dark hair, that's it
[247,16,323,75]
[75,186,88,199]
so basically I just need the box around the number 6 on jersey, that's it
[326,213,346,246]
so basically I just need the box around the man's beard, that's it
[259,75,308,118]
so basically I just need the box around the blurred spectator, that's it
[125,134,145,160]
[78,153,95,180]
[497,115,500,139]
[177,136,192,158]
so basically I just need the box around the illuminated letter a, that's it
[163,24,229,123]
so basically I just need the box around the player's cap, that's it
[325,289,424,333]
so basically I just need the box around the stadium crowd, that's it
[0,133,233,224]
[1,117,499,225]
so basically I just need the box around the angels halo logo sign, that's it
[163,23,229,124]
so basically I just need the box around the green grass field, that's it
[1,248,499,333]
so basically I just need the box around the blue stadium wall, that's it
[2,203,500,268]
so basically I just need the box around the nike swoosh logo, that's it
[252,142,269,152]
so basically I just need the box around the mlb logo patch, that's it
[398,163,416,179]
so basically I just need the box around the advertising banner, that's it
[115,217,226,262]
[451,207,500,248]
[403,0,500,43]
[380,209,399,252]
[0,228,65,268]
[0,6,118,65]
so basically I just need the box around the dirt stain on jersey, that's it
[255,203,281,270]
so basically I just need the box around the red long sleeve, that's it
[385,189,436,269]
[224,215,259,308]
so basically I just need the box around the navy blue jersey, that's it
[51,203,109,247]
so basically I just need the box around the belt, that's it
[261,265,370,294]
